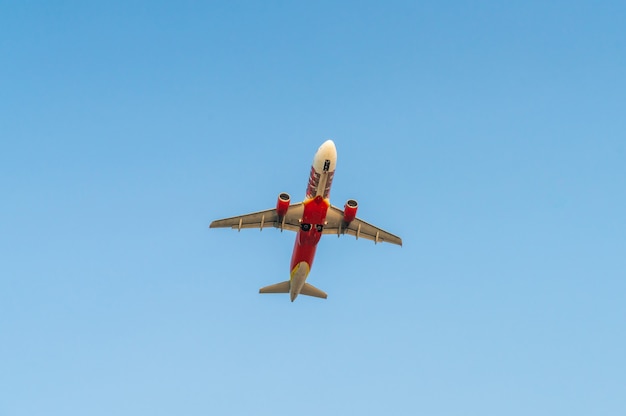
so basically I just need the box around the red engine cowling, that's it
[343,199,358,223]
[276,192,291,218]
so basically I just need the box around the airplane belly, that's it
[290,237,317,270]
[289,195,328,270]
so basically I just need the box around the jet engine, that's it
[343,199,358,223]
[276,192,291,218]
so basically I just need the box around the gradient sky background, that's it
[1,1,625,415]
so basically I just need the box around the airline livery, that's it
[210,140,402,301]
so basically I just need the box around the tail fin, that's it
[300,283,327,299]
[259,281,290,294]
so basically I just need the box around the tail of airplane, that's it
[259,281,290,294]
[259,281,327,300]
[300,283,327,299]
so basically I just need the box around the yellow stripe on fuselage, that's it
[290,261,310,282]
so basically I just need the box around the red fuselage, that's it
[290,195,330,271]
[285,140,337,300]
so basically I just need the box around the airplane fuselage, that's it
[288,140,337,301]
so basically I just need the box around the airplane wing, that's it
[209,203,304,232]
[323,205,403,246]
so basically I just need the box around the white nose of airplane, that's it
[313,139,337,173]
[319,139,336,154]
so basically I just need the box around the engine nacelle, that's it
[343,199,358,223]
[276,192,291,218]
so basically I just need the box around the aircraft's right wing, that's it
[209,203,304,232]
[323,205,403,246]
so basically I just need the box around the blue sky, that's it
[1,1,625,415]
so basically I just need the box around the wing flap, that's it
[210,203,304,232]
[322,205,403,246]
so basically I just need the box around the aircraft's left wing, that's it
[210,203,304,232]
[323,205,402,246]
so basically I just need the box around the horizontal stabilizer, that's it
[259,281,290,294]
[300,283,328,299]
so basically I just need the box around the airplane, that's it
[210,140,402,302]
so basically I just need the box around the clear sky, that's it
[1,1,625,415]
